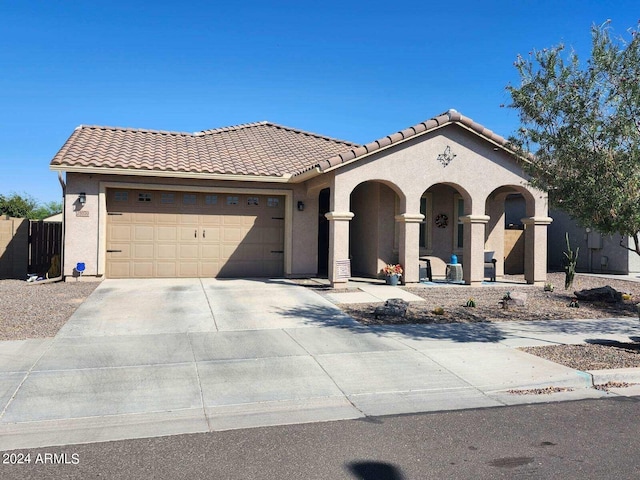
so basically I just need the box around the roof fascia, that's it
[50,165,293,183]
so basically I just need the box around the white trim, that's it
[394,213,425,223]
[521,216,553,226]
[325,211,354,221]
[98,181,294,277]
[460,214,491,224]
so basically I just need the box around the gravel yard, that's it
[0,279,99,341]
[337,272,640,326]
[328,272,640,371]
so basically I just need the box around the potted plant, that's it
[382,264,403,286]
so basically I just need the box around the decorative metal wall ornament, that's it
[435,214,448,228]
[437,146,456,167]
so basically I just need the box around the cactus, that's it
[465,298,476,308]
[569,298,580,308]
[563,232,579,290]
[433,306,445,315]
[544,283,554,292]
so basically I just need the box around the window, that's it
[247,197,259,206]
[453,195,464,250]
[114,191,128,202]
[205,195,218,205]
[419,193,433,250]
[267,197,280,207]
[161,193,175,204]
[138,193,152,202]
[226,196,239,205]
[183,194,197,205]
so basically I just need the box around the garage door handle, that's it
[203,230,206,238]
[194,229,197,238]
[107,249,122,253]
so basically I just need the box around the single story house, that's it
[50,109,552,285]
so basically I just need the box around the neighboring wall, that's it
[0,217,28,279]
[548,208,637,274]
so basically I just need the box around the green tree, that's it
[0,193,61,220]
[506,21,640,256]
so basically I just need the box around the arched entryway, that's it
[485,186,536,281]
[349,180,402,278]
[418,183,471,279]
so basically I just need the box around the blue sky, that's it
[1,1,637,204]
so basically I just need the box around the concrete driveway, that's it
[0,278,629,451]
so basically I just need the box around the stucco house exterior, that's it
[50,109,552,286]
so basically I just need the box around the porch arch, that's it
[348,180,403,278]
[483,184,550,284]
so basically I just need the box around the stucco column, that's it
[461,215,490,286]
[325,211,354,286]
[522,216,553,285]
[396,213,425,284]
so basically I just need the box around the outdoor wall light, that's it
[297,201,305,211]
[78,192,86,205]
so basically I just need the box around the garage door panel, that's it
[178,262,199,277]
[157,244,177,259]
[179,227,199,242]
[223,226,243,242]
[200,244,220,260]
[179,244,199,260]
[156,262,177,277]
[180,214,199,225]
[133,262,154,278]
[200,215,221,226]
[134,225,154,241]
[133,244,154,259]
[157,226,178,241]
[243,228,263,244]
[157,214,179,224]
[109,244,131,259]
[107,262,131,278]
[109,225,132,242]
[106,189,284,278]
[201,227,220,242]
[200,262,219,277]
[132,212,155,224]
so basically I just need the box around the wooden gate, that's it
[29,220,62,276]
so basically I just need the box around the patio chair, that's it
[484,251,497,282]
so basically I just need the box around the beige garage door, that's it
[106,189,285,278]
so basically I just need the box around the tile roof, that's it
[50,110,518,180]
[312,109,515,173]
[50,121,357,178]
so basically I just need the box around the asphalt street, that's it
[2,396,640,480]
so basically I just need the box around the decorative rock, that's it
[374,298,409,319]
[574,286,622,303]
[509,292,527,306]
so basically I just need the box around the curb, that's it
[587,367,640,385]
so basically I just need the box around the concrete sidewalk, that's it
[0,278,639,451]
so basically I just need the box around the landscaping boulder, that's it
[374,298,409,319]
[574,286,622,303]
[509,292,527,307]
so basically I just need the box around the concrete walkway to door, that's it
[0,278,631,451]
